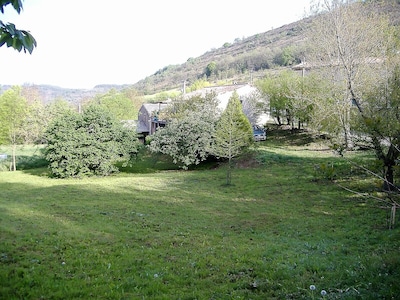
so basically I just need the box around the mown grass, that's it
[1,130,399,299]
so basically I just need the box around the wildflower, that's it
[309,285,316,291]
[321,290,327,296]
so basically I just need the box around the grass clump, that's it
[0,129,399,299]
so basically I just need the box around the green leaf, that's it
[0,33,10,47]
[12,37,22,51]
[0,0,23,13]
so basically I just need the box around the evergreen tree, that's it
[212,91,253,185]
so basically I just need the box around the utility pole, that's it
[183,79,187,94]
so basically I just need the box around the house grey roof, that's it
[137,102,170,134]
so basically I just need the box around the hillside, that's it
[132,19,310,95]
[0,83,131,106]
[132,0,400,95]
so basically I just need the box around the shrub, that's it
[44,106,139,178]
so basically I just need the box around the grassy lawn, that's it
[0,131,399,299]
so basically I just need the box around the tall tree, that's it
[306,0,400,189]
[0,86,28,170]
[212,91,253,185]
[0,0,37,53]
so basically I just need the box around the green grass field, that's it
[1,130,399,299]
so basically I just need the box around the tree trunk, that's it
[226,158,232,185]
[12,144,16,171]
[383,164,394,191]
[276,115,282,126]
[383,144,399,191]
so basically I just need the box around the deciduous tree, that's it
[0,86,28,170]
[240,90,265,126]
[256,70,313,129]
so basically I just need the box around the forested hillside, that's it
[132,20,309,95]
[132,0,400,95]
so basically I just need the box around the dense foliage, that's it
[148,93,219,169]
[44,105,139,178]
[256,70,315,129]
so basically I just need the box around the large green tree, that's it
[44,105,139,178]
[0,0,36,53]
[0,86,28,170]
[212,91,253,185]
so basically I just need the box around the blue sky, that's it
[1,0,311,89]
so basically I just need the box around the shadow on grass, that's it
[265,127,326,147]
[1,167,399,299]
[1,155,49,174]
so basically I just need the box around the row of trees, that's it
[0,85,141,176]
[0,85,256,182]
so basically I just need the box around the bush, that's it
[44,106,139,178]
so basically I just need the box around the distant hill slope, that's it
[0,84,130,106]
[132,0,400,95]
[132,19,310,95]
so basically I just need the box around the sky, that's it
[0,0,311,89]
